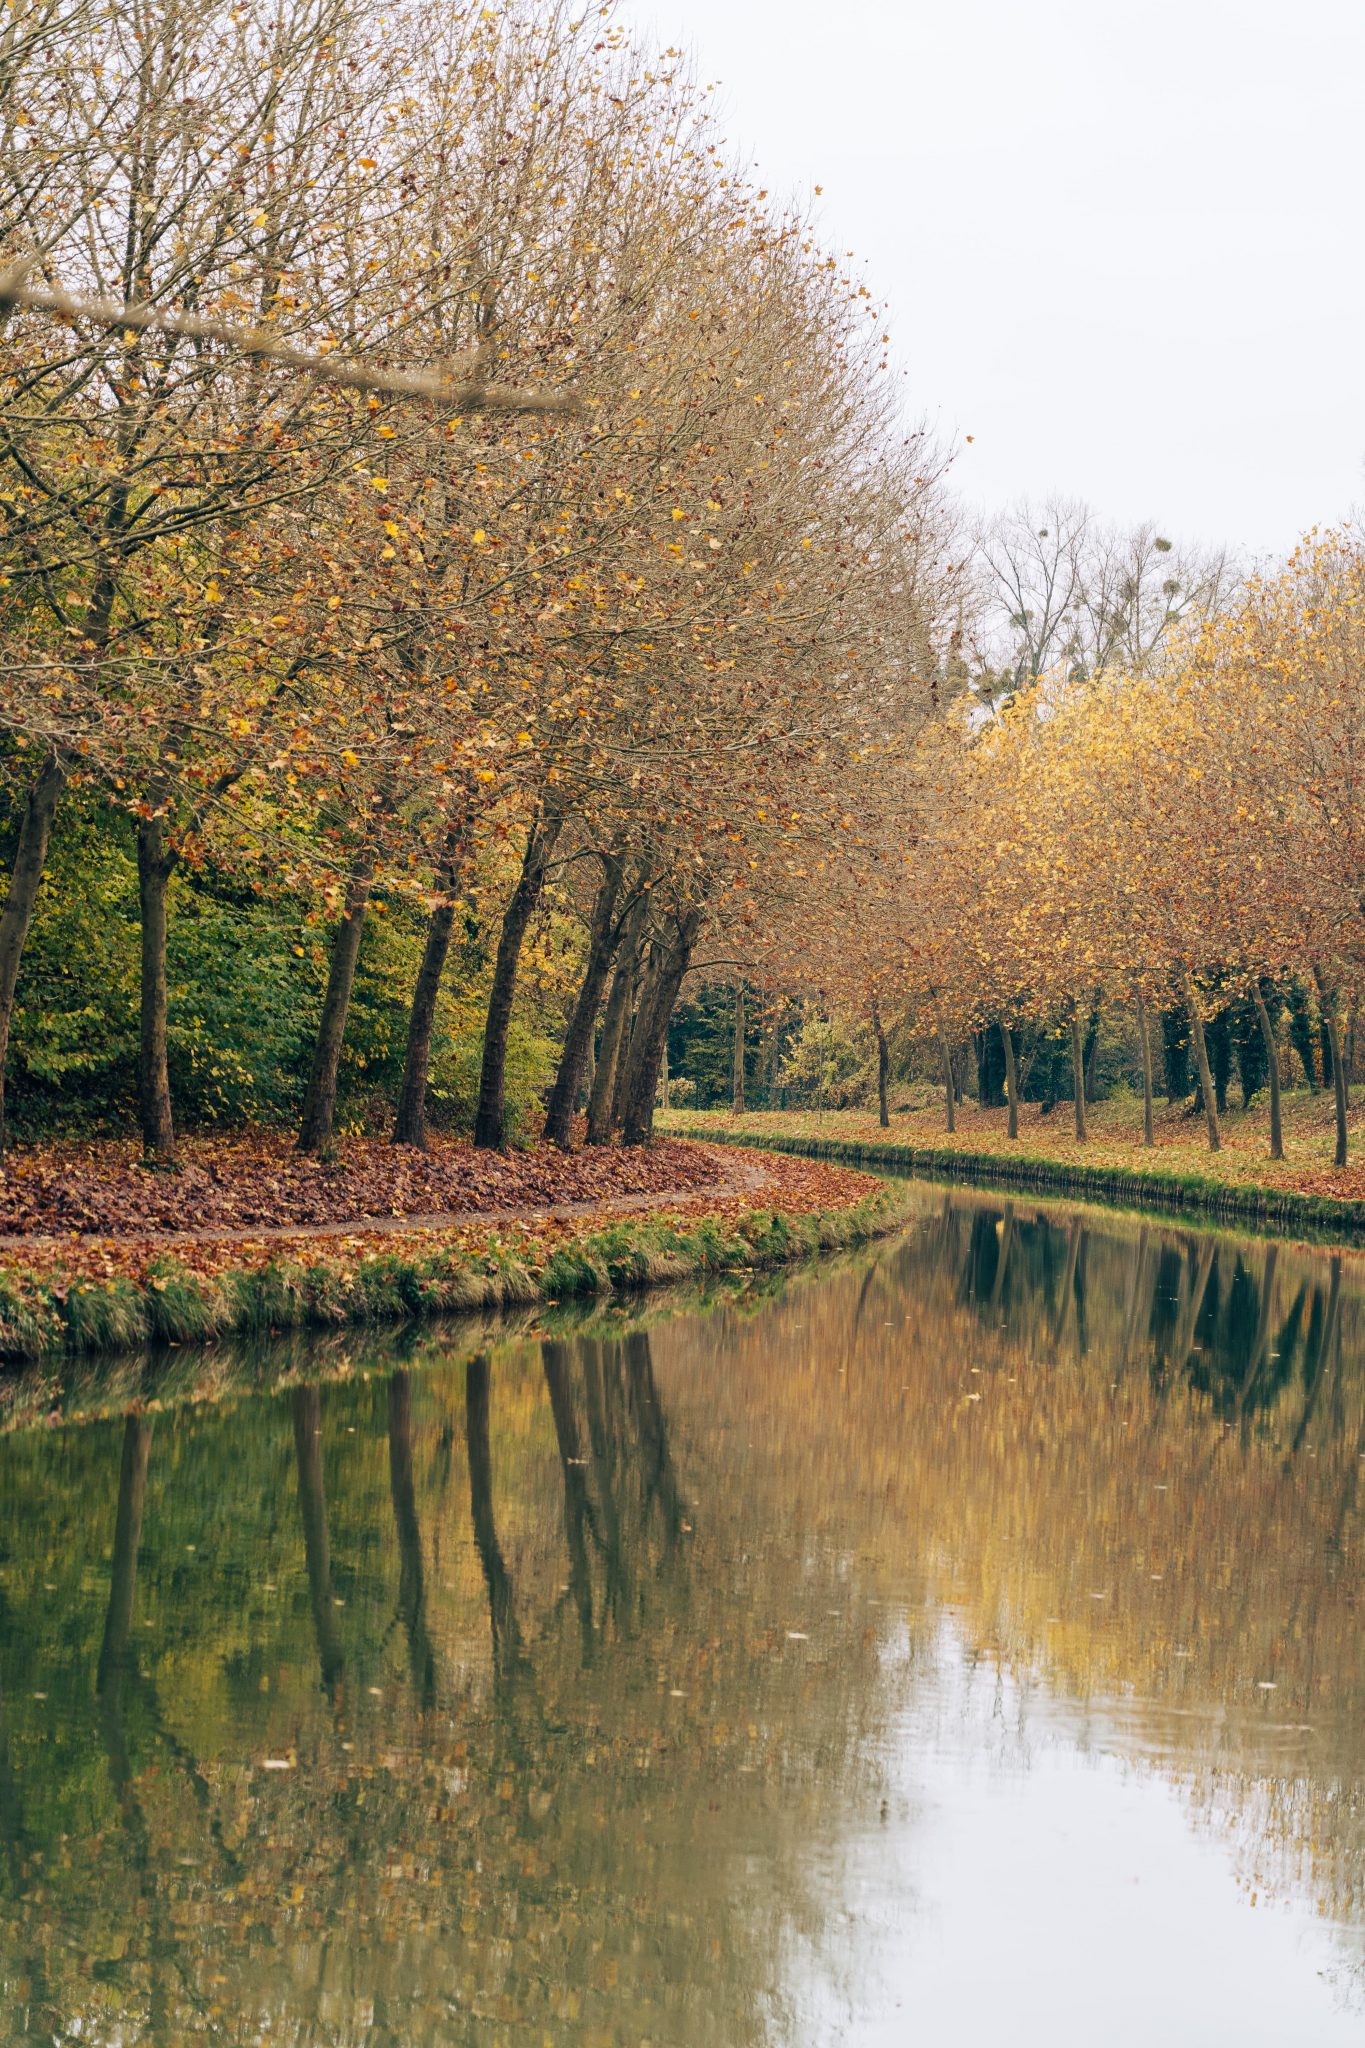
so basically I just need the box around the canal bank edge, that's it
[0,1176,914,1363]
[671,1125,1365,1246]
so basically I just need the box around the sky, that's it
[619,0,1365,562]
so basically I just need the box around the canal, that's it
[1,1184,1362,2043]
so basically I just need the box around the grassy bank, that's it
[661,1095,1365,1243]
[0,1173,913,1364]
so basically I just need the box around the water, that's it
[1,1184,1363,2045]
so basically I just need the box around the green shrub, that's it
[3,792,560,1142]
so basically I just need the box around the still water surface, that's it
[1,1185,1363,2044]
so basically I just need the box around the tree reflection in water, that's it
[0,1185,1363,2042]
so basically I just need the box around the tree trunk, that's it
[873,1003,890,1128]
[612,944,660,1134]
[1082,999,1101,1102]
[1315,967,1349,1168]
[1001,1022,1019,1140]
[1136,993,1155,1148]
[660,1032,670,1112]
[1184,975,1222,1152]
[586,911,643,1146]
[0,749,67,1157]
[731,981,746,1113]
[621,911,701,1146]
[393,829,465,1148]
[136,815,178,1163]
[1252,982,1284,1162]
[297,842,378,1154]
[938,1016,956,1134]
[473,807,563,1150]
[543,852,626,1150]
[1069,1004,1087,1143]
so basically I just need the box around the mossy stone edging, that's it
[0,1184,912,1363]
[689,1128,1365,1245]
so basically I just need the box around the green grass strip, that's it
[0,1183,913,1364]
[681,1129,1365,1246]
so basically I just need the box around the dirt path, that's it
[0,1143,776,1255]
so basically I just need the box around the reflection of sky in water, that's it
[783,1620,1364,2046]
[3,1185,1365,2043]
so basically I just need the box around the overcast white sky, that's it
[619,0,1365,561]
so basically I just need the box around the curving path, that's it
[0,1143,777,1255]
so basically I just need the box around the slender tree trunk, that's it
[1184,974,1222,1152]
[1315,967,1349,1168]
[938,1016,956,1134]
[297,842,378,1154]
[873,1003,889,1128]
[621,911,701,1146]
[1001,1022,1019,1140]
[136,815,178,1163]
[543,852,626,1150]
[1082,999,1101,1102]
[586,910,643,1146]
[0,750,66,1157]
[1069,1004,1087,1143]
[1252,982,1284,1162]
[660,1032,669,1112]
[393,828,465,1149]
[731,981,746,1113]
[613,944,660,1134]
[1136,993,1155,1148]
[473,807,563,1150]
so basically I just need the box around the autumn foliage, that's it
[0,0,958,1179]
